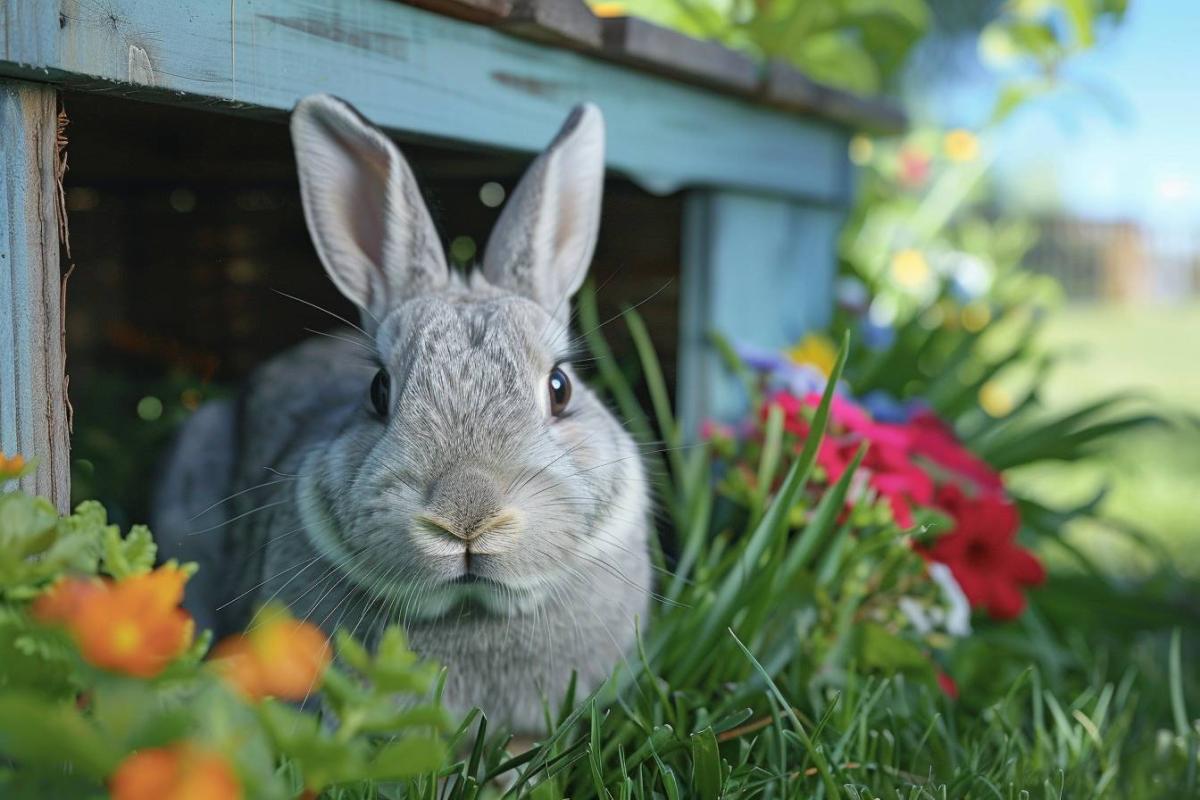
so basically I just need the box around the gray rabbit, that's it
[151,96,652,734]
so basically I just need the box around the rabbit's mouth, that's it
[448,572,497,587]
[296,460,545,617]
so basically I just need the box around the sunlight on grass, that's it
[1009,303,1200,577]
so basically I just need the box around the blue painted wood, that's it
[677,188,846,434]
[0,0,849,201]
[0,79,70,510]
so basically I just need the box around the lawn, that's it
[1009,302,1200,576]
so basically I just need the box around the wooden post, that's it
[0,80,70,511]
[677,189,845,435]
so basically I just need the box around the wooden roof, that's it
[405,0,906,134]
[0,0,884,200]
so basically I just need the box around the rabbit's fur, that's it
[152,96,652,733]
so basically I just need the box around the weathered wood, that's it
[0,80,70,510]
[677,188,848,433]
[763,59,906,136]
[0,0,853,200]
[400,0,512,25]
[503,0,601,50]
[599,16,757,94]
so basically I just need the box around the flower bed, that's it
[1,328,1196,798]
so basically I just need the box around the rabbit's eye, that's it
[548,366,572,416]
[370,369,391,417]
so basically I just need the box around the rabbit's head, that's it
[288,96,648,620]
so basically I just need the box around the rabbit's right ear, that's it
[291,95,447,327]
[482,104,605,321]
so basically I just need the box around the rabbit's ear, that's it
[291,95,447,325]
[483,104,605,319]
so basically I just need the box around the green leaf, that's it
[365,735,447,780]
[689,727,722,800]
[855,622,933,675]
[356,703,453,735]
[0,693,120,778]
[100,523,156,579]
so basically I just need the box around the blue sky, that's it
[985,0,1200,228]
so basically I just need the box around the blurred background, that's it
[914,0,1200,581]
[588,0,1200,581]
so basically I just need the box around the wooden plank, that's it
[502,0,601,50]
[677,188,847,433]
[0,80,70,511]
[599,16,757,94]
[0,0,849,201]
[400,0,512,25]
[763,59,906,136]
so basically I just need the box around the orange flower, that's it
[32,576,105,623]
[110,743,241,800]
[210,609,330,701]
[0,451,27,480]
[36,566,194,678]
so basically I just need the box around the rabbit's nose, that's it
[421,468,516,542]
[418,508,522,543]
[419,513,484,542]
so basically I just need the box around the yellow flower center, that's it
[111,620,144,655]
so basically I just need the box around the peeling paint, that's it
[491,70,564,98]
[258,13,408,59]
[230,0,238,99]
[127,44,155,86]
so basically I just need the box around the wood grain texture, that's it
[600,16,757,94]
[677,188,847,433]
[503,0,601,50]
[0,80,70,511]
[400,0,512,25]
[0,0,850,199]
[762,59,906,136]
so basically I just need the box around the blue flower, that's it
[734,342,790,373]
[775,364,828,397]
[860,318,896,351]
[859,390,930,423]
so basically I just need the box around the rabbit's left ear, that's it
[482,104,605,320]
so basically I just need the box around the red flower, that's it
[898,147,931,188]
[923,485,1044,620]
[767,392,934,528]
[760,387,1043,622]
[936,669,959,700]
[907,412,1004,493]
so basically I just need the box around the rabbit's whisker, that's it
[216,553,321,612]
[566,278,673,350]
[248,551,355,630]
[303,327,376,357]
[186,476,295,522]
[186,498,290,536]
[526,442,701,501]
[273,288,372,337]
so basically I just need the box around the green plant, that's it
[4,315,1200,796]
[591,0,930,94]
[0,466,449,799]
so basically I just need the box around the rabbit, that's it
[151,95,653,734]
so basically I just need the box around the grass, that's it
[10,300,1199,797]
[1036,303,1200,410]
[1008,302,1200,577]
